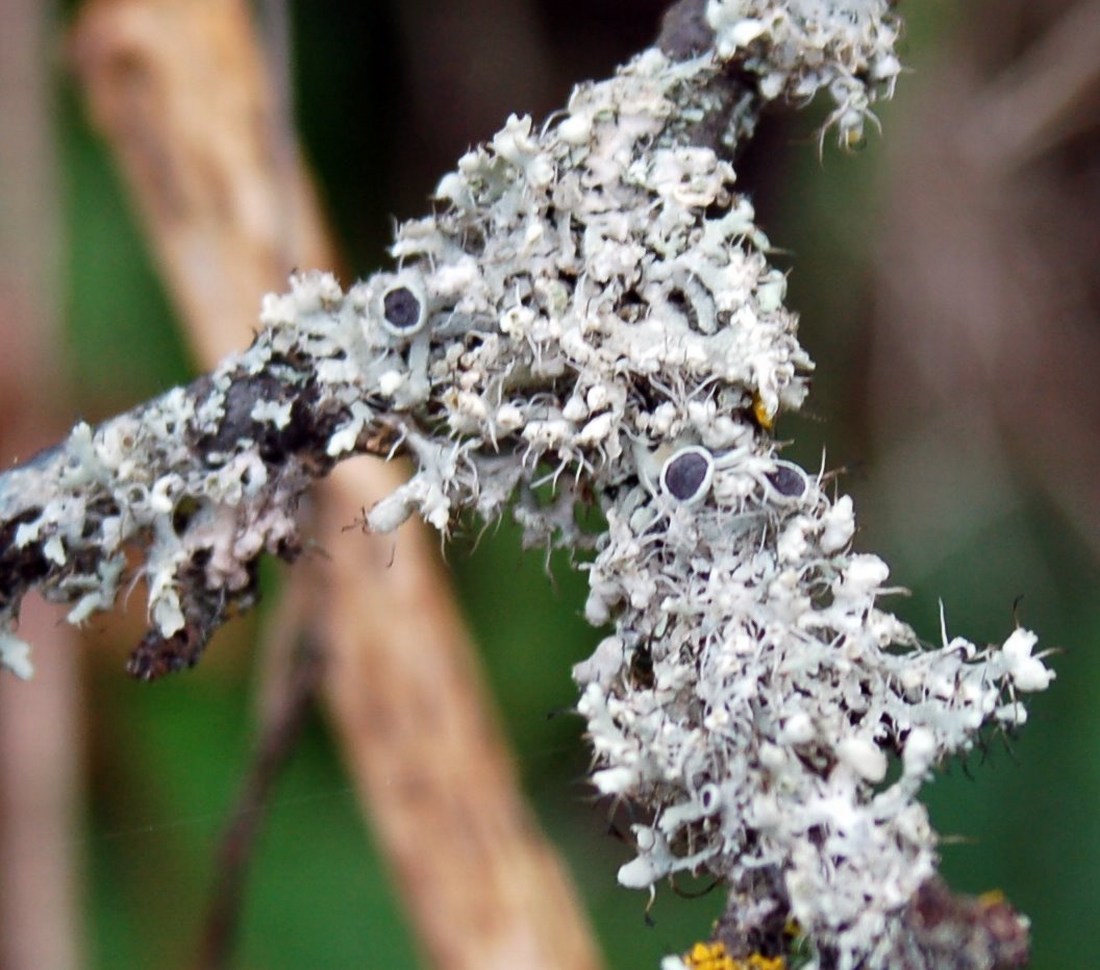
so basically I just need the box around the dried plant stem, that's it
[67,1,602,967]
[0,0,83,967]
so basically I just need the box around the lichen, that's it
[0,3,1049,966]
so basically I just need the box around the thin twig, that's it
[0,1,83,966]
[195,639,322,970]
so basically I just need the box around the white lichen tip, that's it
[0,630,34,680]
[999,627,1055,693]
[707,0,902,147]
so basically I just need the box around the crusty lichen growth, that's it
[0,1,1050,967]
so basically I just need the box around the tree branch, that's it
[2,1,1052,966]
[0,302,394,678]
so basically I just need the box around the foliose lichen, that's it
[0,2,1051,965]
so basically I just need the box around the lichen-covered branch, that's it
[0,1,1053,967]
[0,279,394,678]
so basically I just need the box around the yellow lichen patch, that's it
[744,955,785,970]
[683,940,736,970]
[752,391,775,431]
[682,940,785,970]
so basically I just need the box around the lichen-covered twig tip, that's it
[0,2,1051,966]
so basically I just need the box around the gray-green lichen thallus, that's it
[0,2,1049,967]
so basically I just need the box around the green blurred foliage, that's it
[60,86,192,411]
[58,2,1099,968]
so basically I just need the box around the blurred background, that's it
[1,0,1098,967]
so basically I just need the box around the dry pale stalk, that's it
[68,1,602,967]
[0,1,83,967]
